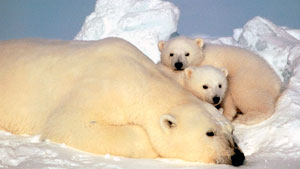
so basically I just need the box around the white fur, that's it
[159,36,282,125]
[184,66,228,106]
[157,64,228,109]
[0,38,241,164]
[158,37,204,70]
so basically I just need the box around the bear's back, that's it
[0,38,190,134]
[0,38,158,134]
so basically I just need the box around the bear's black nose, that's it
[231,148,245,167]
[213,96,220,104]
[174,62,183,70]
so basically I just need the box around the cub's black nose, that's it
[174,62,183,70]
[231,148,245,167]
[213,96,220,104]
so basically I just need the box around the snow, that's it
[208,17,300,168]
[74,0,179,63]
[211,16,300,83]
[1,0,300,168]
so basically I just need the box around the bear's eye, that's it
[219,84,222,88]
[206,131,215,137]
[170,53,174,57]
[185,53,190,56]
[203,85,208,89]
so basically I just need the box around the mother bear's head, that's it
[146,102,245,166]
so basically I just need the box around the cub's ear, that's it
[195,38,204,48]
[158,41,165,52]
[184,67,193,79]
[160,114,177,134]
[220,67,228,77]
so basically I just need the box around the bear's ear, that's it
[158,41,165,52]
[195,38,204,48]
[220,67,228,77]
[160,114,177,134]
[184,67,193,79]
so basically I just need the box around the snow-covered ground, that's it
[1,0,300,168]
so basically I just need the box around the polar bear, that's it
[158,36,282,125]
[0,38,244,166]
[157,64,228,111]
[184,66,228,110]
[158,37,204,71]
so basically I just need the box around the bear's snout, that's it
[231,148,245,166]
[174,62,183,70]
[213,96,220,104]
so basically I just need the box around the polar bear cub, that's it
[158,37,204,71]
[158,36,282,125]
[184,66,228,110]
[157,64,228,111]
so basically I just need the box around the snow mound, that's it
[209,17,300,167]
[74,0,179,63]
[212,16,300,82]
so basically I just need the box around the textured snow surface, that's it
[1,1,300,168]
[212,16,300,82]
[74,0,179,63]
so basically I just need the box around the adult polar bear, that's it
[158,36,282,125]
[0,38,244,166]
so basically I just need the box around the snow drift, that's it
[1,0,300,168]
[211,16,300,163]
[213,16,300,83]
[74,0,179,63]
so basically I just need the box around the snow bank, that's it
[210,17,300,168]
[74,0,179,63]
[212,16,300,82]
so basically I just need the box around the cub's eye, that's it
[203,85,208,89]
[219,84,222,88]
[170,53,174,57]
[206,131,215,137]
[185,53,190,56]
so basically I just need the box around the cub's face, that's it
[156,103,244,166]
[184,66,228,106]
[158,36,205,71]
